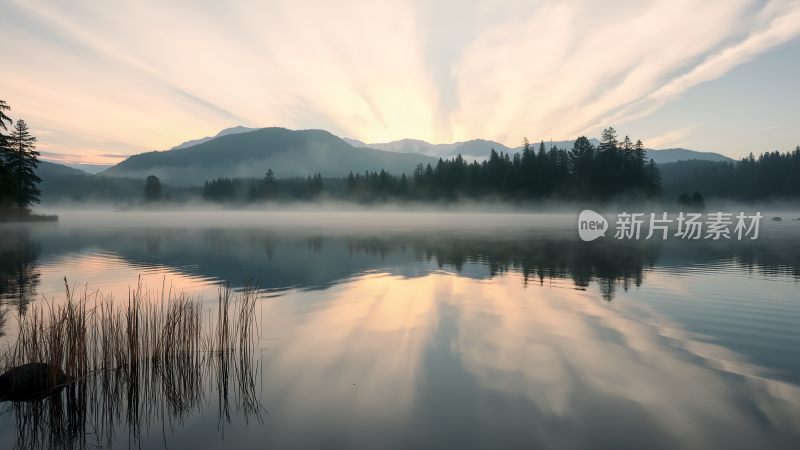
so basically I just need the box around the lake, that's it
[1,210,799,449]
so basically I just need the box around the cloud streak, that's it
[646,124,703,149]
[0,0,798,164]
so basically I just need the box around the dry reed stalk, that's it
[1,278,265,450]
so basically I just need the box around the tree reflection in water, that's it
[0,228,41,315]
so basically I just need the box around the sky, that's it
[1,0,799,168]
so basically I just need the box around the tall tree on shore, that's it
[0,100,14,209]
[0,100,12,141]
[0,162,12,210]
[6,119,41,210]
[143,175,162,202]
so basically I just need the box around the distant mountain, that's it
[98,126,735,189]
[344,138,513,160]
[38,160,89,178]
[349,137,735,164]
[34,132,741,203]
[451,139,515,158]
[170,126,259,150]
[103,128,438,186]
[69,163,114,174]
[36,161,148,204]
[346,137,602,160]
[515,139,603,153]
[40,160,112,174]
[533,138,602,151]
[646,148,734,164]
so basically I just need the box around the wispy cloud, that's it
[599,0,800,131]
[1,0,798,163]
[760,124,794,131]
[646,124,703,149]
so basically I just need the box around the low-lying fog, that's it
[43,207,577,231]
[28,202,800,234]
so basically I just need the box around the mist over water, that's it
[2,208,800,449]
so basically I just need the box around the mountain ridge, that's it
[644,147,733,164]
[346,136,733,164]
[169,126,259,150]
[102,127,438,186]
[97,126,736,188]
[37,160,90,178]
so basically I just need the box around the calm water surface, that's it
[1,210,799,449]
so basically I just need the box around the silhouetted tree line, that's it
[203,169,325,202]
[204,127,659,203]
[660,147,800,200]
[196,127,800,204]
[346,128,660,201]
[0,99,42,213]
[677,192,706,210]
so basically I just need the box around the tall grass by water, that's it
[0,278,264,450]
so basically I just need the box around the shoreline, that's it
[0,212,58,223]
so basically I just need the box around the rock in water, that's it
[0,363,72,402]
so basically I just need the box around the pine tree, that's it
[143,175,162,202]
[6,119,41,210]
[568,136,594,176]
[262,168,278,199]
[305,172,323,197]
[633,139,646,166]
[598,127,618,153]
[315,173,323,194]
[0,100,12,145]
[0,160,12,210]
[645,160,661,195]
[0,100,14,209]
[264,168,276,184]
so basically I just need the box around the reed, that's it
[0,296,7,339]
[2,277,260,377]
[0,278,265,450]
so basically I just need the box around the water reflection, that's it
[2,222,800,341]
[0,228,41,315]
[433,274,800,449]
[5,349,263,450]
[2,224,799,302]
[0,216,798,449]
[1,285,264,450]
[400,236,660,300]
[252,272,800,449]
